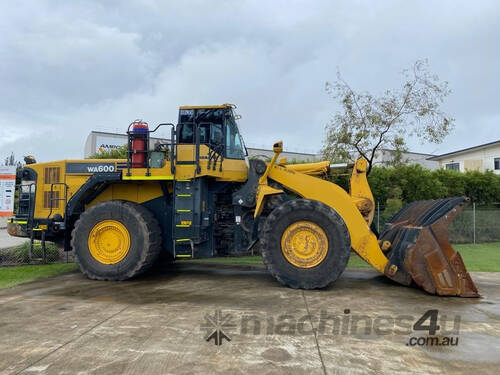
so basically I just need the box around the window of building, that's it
[495,158,500,170]
[445,162,460,171]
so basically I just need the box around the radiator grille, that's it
[44,167,60,184]
[43,190,60,209]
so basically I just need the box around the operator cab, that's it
[177,104,247,160]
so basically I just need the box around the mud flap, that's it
[379,197,479,297]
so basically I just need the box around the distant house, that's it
[246,147,437,167]
[246,147,319,162]
[372,149,439,170]
[428,140,500,174]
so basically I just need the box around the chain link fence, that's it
[375,202,500,244]
[448,204,500,244]
[0,240,73,266]
[0,218,72,266]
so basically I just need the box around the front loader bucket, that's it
[379,197,479,297]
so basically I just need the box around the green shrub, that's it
[367,165,500,206]
[381,187,403,222]
[464,170,500,205]
[367,167,393,207]
[11,241,60,263]
[382,197,403,222]
[434,168,466,197]
[87,145,127,159]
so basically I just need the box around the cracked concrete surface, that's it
[0,264,498,375]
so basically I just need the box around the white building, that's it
[372,149,439,170]
[84,131,319,161]
[84,131,169,158]
[428,140,500,174]
[246,147,319,162]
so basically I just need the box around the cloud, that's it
[0,0,498,161]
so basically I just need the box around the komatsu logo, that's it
[66,163,116,174]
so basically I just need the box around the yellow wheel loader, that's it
[7,104,479,296]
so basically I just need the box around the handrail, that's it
[124,120,226,178]
[126,122,176,177]
[48,182,68,219]
[16,183,36,226]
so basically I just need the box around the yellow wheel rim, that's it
[88,220,131,264]
[281,221,328,268]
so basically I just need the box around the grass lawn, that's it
[183,242,500,272]
[454,242,500,272]
[0,263,77,290]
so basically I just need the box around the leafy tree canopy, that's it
[323,60,454,173]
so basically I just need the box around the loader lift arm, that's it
[254,141,479,297]
[254,141,390,275]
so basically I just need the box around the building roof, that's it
[89,130,168,141]
[90,130,126,137]
[178,104,235,110]
[379,148,435,157]
[427,140,500,161]
[247,147,318,157]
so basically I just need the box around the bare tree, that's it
[4,152,17,166]
[322,60,454,173]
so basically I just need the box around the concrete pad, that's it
[0,228,27,250]
[0,264,498,375]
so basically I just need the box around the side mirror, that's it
[273,141,283,153]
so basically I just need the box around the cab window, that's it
[178,123,194,143]
[210,124,223,145]
[226,119,245,159]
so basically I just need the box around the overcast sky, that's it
[0,0,498,162]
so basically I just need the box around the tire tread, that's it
[261,199,350,289]
[71,200,162,281]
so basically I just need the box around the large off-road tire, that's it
[71,200,162,280]
[261,199,351,289]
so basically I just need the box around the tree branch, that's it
[367,122,391,173]
[337,75,370,135]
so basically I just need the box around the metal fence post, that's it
[473,202,476,244]
[377,201,380,233]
